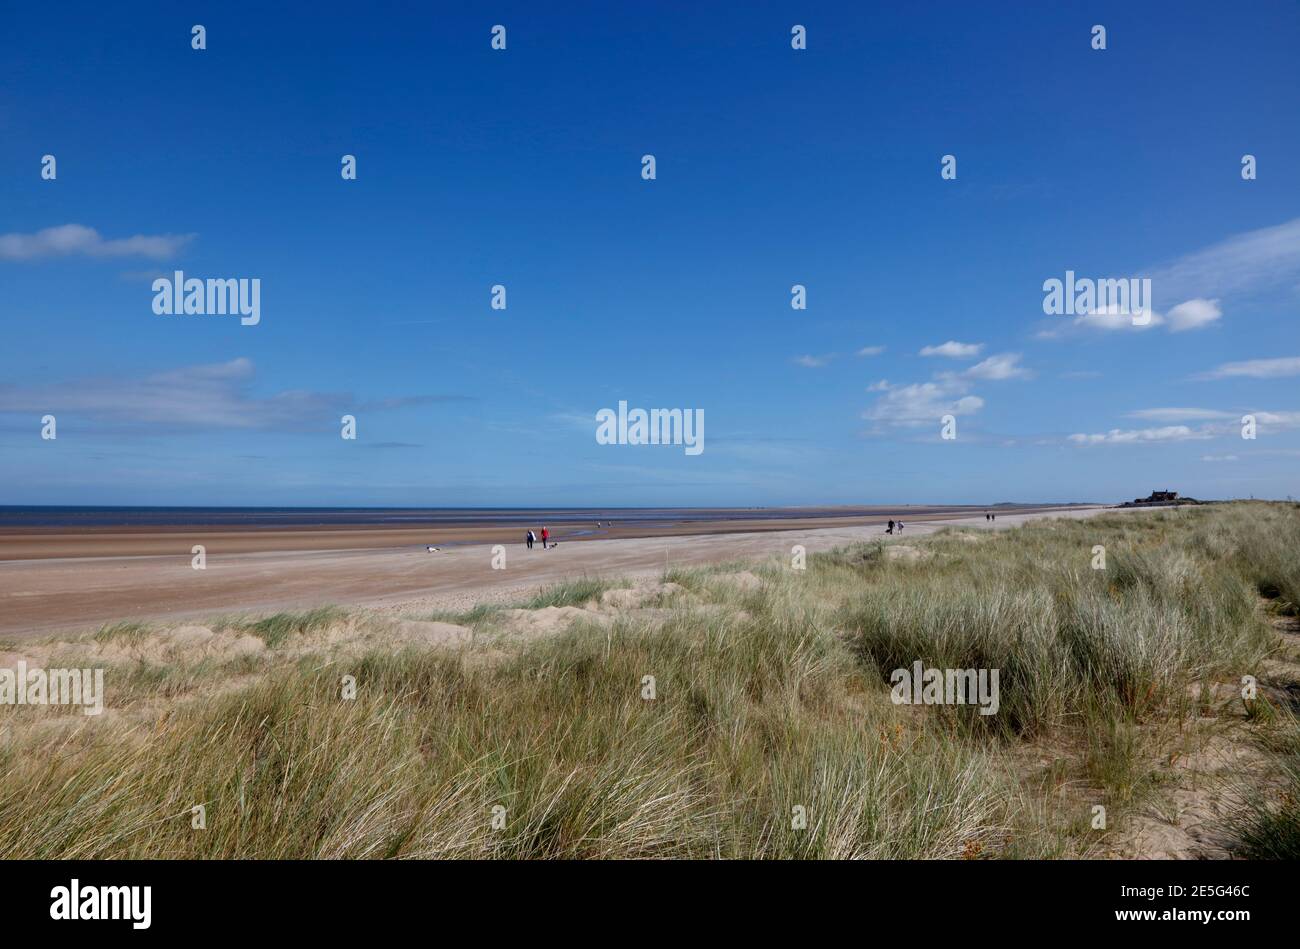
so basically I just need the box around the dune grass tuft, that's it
[234,607,345,648]
[91,621,152,645]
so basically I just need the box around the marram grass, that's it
[0,502,1296,858]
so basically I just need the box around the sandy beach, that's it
[0,505,1107,638]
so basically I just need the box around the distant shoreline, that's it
[0,504,1102,560]
[0,502,1099,531]
[0,505,1112,637]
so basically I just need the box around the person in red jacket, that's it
[541,526,550,549]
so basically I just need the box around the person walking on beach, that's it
[897,521,904,534]
[526,530,535,550]
[541,526,550,549]
[887,519,895,535]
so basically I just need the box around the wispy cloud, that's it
[358,395,475,411]
[960,353,1033,381]
[1253,410,1300,428]
[1068,425,1212,445]
[795,346,884,367]
[0,224,195,261]
[0,358,460,433]
[707,435,815,464]
[1038,215,1300,339]
[919,340,984,359]
[1197,356,1300,380]
[1201,454,1238,462]
[792,353,835,368]
[1071,408,1300,445]
[1125,407,1236,422]
[1149,216,1300,302]
[548,411,596,431]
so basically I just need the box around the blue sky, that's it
[2,0,1298,506]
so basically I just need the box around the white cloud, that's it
[919,340,984,359]
[865,352,1024,433]
[1043,298,1220,336]
[1068,425,1212,445]
[1036,305,1164,338]
[1111,408,1300,438]
[856,346,885,357]
[863,379,983,426]
[1199,356,1300,380]
[961,352,1033,381]
[0,224,195,261]
[1165,297,1222,332]
[1201,454,1238,462]
[1253,410,1300,428]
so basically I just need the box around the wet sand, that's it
[0,505,1109,638]
[0,505,1080,560]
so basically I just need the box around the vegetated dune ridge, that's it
[0,502,1297,859]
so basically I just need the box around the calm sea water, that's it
[0,505,991,530]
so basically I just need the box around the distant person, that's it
[526,530,535,550]
[887,519,895,535]
[541,526,550,549]
[897,521,904,534]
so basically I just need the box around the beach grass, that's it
[1226,709,1300,858]
[91,620,152,646]
[0,501,1296,859]
[234,607,345,648]
[521,576,624,609]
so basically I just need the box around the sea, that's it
[0,505,998,530]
